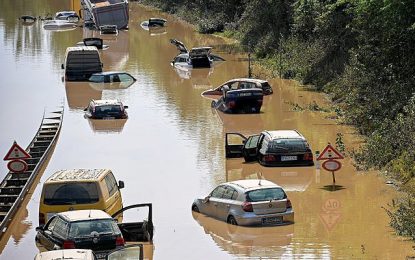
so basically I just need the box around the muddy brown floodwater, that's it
[0,0,414,259]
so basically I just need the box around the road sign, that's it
[7,159,28,173]
[322,159,342,172]
[3,141,31,160]
[317,144,344,160]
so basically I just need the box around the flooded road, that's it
[0,0,414,259]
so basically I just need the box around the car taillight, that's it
[263,154,276,162]
[241,201,253,212]
[63,240,76,249]
[304,152,313,161]
[286,199,292,209]
[39,213,45,225]
[116,235,125,246]
[228,101,236,108]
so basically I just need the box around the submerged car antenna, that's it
[258,171,263,186]
[89,210,91,218]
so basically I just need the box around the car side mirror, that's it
[101,63,104,68]
[242,140,246,145]
[35,226,44,232]
[123,105,128,109]
[61,64,64,69]
[83,108,87,111]
[118,180,125,189]
[202,196,210,203]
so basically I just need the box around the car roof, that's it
[35,249,94,260]
[263,130,305,140]
[59,209,112,222]
[66,46,98,52]
[92,99,122,106]
[46,169,111,183]
[225,78,268,84]
[227,179,280,191]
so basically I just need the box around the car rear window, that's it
[95,105,122,115]
[268,139,307,152]
[43,182,99,205]
[246,188,287,202]
[69,219,119,238]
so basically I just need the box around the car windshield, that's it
[107,246,142,260]
[69,219,119,238]
[89,75,104,82]
[43,182,99,205]
[95,105,122,115]
[268,139,307,152]
[246,188,287,202]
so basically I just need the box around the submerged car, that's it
[170,38,224,69]
[84,100,128,119]
[225,130,314,166]
[76,38,108,50]
[89,72,136,83]
[43,20,77,30]
[34,249,97,260]
[192,179,294,226]
[100,25,118,35]
[202,78,273,97]
[36,204,154,259]
[211,88,263,114]
[55,11,79,22]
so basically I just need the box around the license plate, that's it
[95,253,107,259]
[262,216,283,225]
[103,117,115,120]
[281,155,297,161]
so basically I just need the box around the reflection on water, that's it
[65,82,102,110]
[192,211,294,258]
[88,81,136,91]
[87,119,127,134]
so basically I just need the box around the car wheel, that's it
[191,204,199,212]
[227,215,238,225]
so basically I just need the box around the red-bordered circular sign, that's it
[322,159,342,172]
[7,159,28,173]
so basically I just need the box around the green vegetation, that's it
[140,0,415,240]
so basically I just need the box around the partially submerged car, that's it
[34,249,97,260]
[105,245,143,260]
[62,46,103,81]
[192,179,294,226]
[89,72,136,83]
[55,11,80,22]
[170,38,225,69]
[36,204,153,259]
[212,88,263,114]
[43,20,77,30]
[100,25,118,35]
[140,18,167,28]
[84,100,128,119]
[225,130,314,166]
[202,78,273,98]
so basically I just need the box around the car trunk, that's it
[251,200,287,215]
[75,233,117,251]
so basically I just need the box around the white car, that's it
[34,249,96,260]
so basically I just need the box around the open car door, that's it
[225,133,247,158]
[170,38,188,53]
[112,203,154,243]
[242,134,260,162]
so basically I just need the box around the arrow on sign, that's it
[3,141,31,160]
[317,144,344,161]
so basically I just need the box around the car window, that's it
[259,135,270,154]
[246,188,287,202]
[229,82,239,90]
[52,217,69,239]
[268,139,307,152]
[222,186,237,200]
[104,173,118,197]
[95,105,122,114]
[210,186,226,198]
[110,74,121,82]
[46,216,58,232]
[89,75,103,82]
[69,219,118,237]
[107,246,142,260]
[240,82,256,89]
[43,182,99,205]
[118,73,134,82]
[244,135,260,149]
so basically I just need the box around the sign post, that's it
[317,144,344,185]
[3,141,31,178]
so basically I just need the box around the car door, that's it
[242,134,261,162]
[207,185,227,220]
[111,203,154,243]
[225,133,247,158]
[215,186,238,221]
[37,216,59,250]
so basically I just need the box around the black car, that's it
[212,88,263,114]
[226,130,314,166]
[84,100,128,119]
[89,72,136,83]
[36,204,154,259]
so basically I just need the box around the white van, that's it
[62,46,103,81]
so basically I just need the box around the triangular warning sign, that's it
[3,141,31,160]
[317,144,344,160]
[319,212,341,231]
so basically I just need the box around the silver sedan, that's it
[192,179,294,226]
